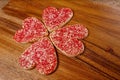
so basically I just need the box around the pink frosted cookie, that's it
[14,17,48,43]
[42,7,73,32]
[19,37,57,74]
[50,24,88,57]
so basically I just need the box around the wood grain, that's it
[0,0,120,80]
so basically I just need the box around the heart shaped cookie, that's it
[42,7,73,32]
[50,24,88,57]
[19,37,57,74]
[14,17,48,43]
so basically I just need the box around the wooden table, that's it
[0,0,120,80]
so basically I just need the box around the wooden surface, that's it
[0,0,120,80]
[92,0,120,9]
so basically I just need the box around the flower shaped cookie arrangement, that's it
[14,7,88,75]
